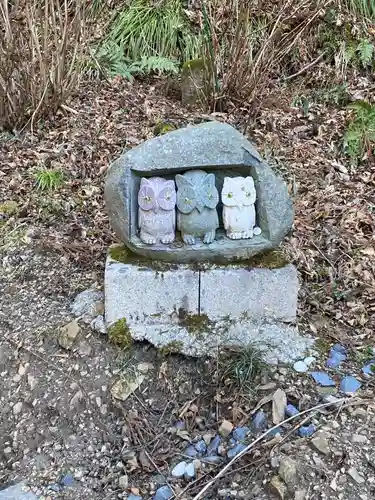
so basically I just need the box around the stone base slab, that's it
[105,254,314,363]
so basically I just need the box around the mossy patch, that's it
[153,121,176,136]
[108,244,180,272]
[177,309,216,339]
[0,200,18,216]
[108,318,132,350]
[182,58,208,72]
[159,340,184,356]
[108,245,289,271]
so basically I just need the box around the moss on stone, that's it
[108,318,132,350]
[108,244,180,272]
[159,340,184,356]
[182,58,208,72]
[109,245,289,271]
[241,250,290,270]
[109,245,129,263]
[177,309,216,339]
[153,122,176,136]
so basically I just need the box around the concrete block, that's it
[200,264,298,322]
[105,256,313,362]
[105,256,199,327]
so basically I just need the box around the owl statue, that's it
[222,176,261,239]
[137,177,176,245]
[176,170,219,245]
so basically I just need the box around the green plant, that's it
[344,101,375,163]
[0,0,88,131]
[89,41,180,79]
[344,39,375,68]
[35,168,65,191]
[220,345,265,390]
[312,83,349,106]
[107,0,201,63]
[342,0,375,20]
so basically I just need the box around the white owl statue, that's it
[137,177,176,245]
[221,176,261,239]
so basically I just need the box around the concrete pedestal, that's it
[104,252,314,363]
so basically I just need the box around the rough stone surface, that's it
[105,256,199,328]
[104,121,293,263]
[200,264,298,322]
[71,288,104,321]
[105,257,313,361]
[0,483,39,499]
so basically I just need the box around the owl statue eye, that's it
[227,192,233,198]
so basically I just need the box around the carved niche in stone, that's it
[137,177,176,245]
[176,169,219,245]
[222,176,261,240]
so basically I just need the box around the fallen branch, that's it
[283,53,325,81]
[191,396,361,500]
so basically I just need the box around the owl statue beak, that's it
[153,206,158,214]
[196,202,204,213]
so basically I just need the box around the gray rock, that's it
[71,288,104,320]
[171,461,187,478]
[104,122,293,263]
[278,456,297,489]
[311,433,330,455]
[269,476,287,499]
[204,455,223,464]
[348,467,365,484]
[105,256,313,361]
[90,315,106,334]
[128,495,143,500]
[153,485,174,500]
[0,483,39,499]
[58,320,80,350]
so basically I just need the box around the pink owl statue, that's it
[138,177,176,245]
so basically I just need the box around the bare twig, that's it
[283,53,325,81]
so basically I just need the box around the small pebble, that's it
[298,424,316,437]
[194,439,207,454]
[351,434,368,444]
[118,475,128,489]
[233,427,250,442]
[348,467,365,484]
[362,362,375,376]
[185,445,199,458]
[285,404,299,417]
[252,411,267,432]
[171,461,187,478]
[184,462,195,480]
[219,419,234,437]
[227,443,247,459]
[310,372,335,386]
[293,361,308,373]
[128,495,143,500]
[340,376,361,394]
[153,485,174,500]
[331,343,347,354]
[207,435,221,455]
[304,356,316,366]
[60,473,75,487]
